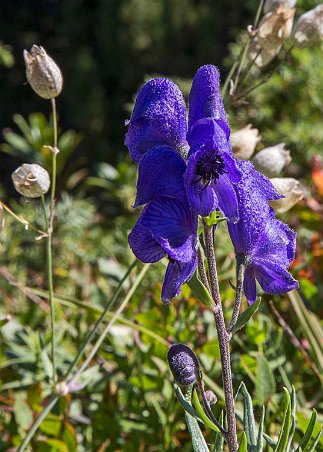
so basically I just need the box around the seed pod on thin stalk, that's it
[24,45,63,99]
[248,5,295,67]
[11,164,50,198]
[270,177,304,213]
[231,124,261,160]
[291,5,323,48]
[252,143,292,177]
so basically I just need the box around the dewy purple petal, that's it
[140,197,197,263]
[125,78,188,163]
[162,255,197,304]
[128,217,166,263]
[188,65,229,135]
[134,146,186,207]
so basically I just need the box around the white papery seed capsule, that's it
[270,177,304,213]
[24,45,63,99]
[252,143,292,177]
[264,0,297,14]
[231,124,261,160]
[291,5,323,48]
[12,164,50,198]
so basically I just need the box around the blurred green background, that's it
[0,0,322,450]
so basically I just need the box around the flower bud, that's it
[24,45,63,99]
[248,6,295,67]
[167,343,200,386]
[231,124,261,160]
[264,0,296,14]
[252,143,291,177]
[269,177,304,213]
[291,5,323,48]
[11,164,50,198]
[205,390,217,406]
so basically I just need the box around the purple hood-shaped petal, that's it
[188,65,230,139]
[134,146,187,207]
[228,160,298,303]
[125,78,188,163]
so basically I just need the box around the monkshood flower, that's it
[125,65,241,221]
[129,195,198,303]
[228,161,299,303]
[167,343,200,386]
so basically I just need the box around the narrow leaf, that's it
[233,299,261,333]
[240,382,257,447]
[296,409,317,451]
[213,411,224,452]
[255,355,275,405]
[238,432,247,451]
[263,433,277,448]
[307,428,322,452]
[192,388,221,432]
[187,272,215,309]
[274,388,292,452]
[174,384,201,421]
[256,407,265,452]
[184,384,210,452]
[286,386,297,451]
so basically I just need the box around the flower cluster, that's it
[125,65,298,304]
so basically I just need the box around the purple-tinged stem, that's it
[203,221,238,452]
[228,257,246,337]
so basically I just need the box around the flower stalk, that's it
[228,257,246,337]
[203,222,238,451]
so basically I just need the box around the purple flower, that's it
[125,65,241,220]
[129,196,198,303]
[228,161,299,303]
[167,343,200,386]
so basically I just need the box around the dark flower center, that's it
[195,150,227,186]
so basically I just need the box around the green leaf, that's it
[187,272,215,309]
[308,428,323,452]
[174,384,201,421]
[286,386,297,451]
[238,432,247,451]
[184,384,210,452]
[256,407,265,452]
[263,433,277,448]
[192,388,221,433]
[255,355,275,405]
[296,409,317,451]
[274,388,292,452]
[41,347,54,380]
[240,382,257,447]
[233,299,261,333]
[213,412,224,452]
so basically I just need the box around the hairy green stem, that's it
[203,222,238,452]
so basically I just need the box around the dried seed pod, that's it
[24,45,63,99]
[291,5,323,48]
[167,343,200,386]
[270,177,304,213]
[264,0,297,14]
[231,124,261,160]
[252,143,291,177]
[248,5,295,67]
[12,164,50,198]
